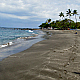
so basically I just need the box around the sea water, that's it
[0,27,45,61]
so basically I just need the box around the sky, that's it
[0,0,80,28]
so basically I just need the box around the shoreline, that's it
[0,30,80,80]
[0,30,46,61]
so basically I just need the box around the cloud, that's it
[0,0,80,27]
[0,12,30,19]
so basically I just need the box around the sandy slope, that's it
[0,30,80,80]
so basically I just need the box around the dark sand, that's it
[0,30,80,80]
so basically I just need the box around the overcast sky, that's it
[0,0,80,28]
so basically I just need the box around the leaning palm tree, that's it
[66,9,72,19]
[59,12,64,20]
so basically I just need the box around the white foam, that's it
[1,44,8,48]
[8,42,13,45]
[27,36,32,38]
[28,30,33,32]
[0,42,13,48]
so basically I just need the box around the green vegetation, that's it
[39,9,80,30]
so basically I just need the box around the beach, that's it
[0,30,80,80]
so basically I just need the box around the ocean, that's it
[0,27,45,61]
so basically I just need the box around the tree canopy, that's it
[59,12,64,19]
[39,9,80,30]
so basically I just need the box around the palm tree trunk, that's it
[75,15,77,23]
[75,15,77,28]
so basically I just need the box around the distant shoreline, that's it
[0,27,41,30]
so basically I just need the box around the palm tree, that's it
[59,12,64,29]
[48,18,51,23]
[72,10,79,28]
[66,9,72,28]
[46,18,51,24]
[59,12,64,19]
[66,9,72,19]
[73,10,78,23]
[79,16,80,19]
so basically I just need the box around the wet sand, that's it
[0,30,80,80]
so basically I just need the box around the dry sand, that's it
[0,30,80,80]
